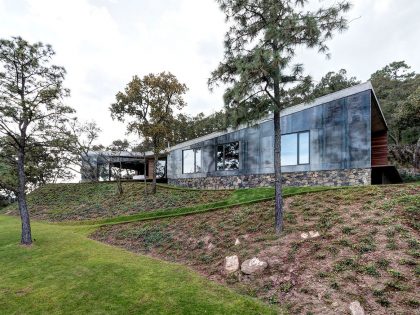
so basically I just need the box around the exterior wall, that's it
[168,168,371,189]
[167,90,372,187]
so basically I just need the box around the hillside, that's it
[3,182,232,221]
[92,183,420,315]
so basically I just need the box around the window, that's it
[182,149,202,173]
[216,142,239,170]
[281,131,310,166]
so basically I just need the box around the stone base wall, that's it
[168,168,371,190]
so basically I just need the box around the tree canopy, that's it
[110,72,187,193]
[0,36,74,244]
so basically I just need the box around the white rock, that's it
[349,301,365,315]
[234,238,241,246]
[309,231,320,238]
[225,255,239,273]
[241,257,268,274]
[301,232,309,239]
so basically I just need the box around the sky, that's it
[1,0,419,145]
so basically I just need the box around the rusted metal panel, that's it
[371,131,388,166]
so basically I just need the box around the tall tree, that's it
[370,61,420,144]
[311,69,360,98]
[65,119,104,181]
[0,37,74,244]
[110,72,187,193]
[106,139,130,195]
[209,0,350,234]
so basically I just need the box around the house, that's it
[83,81,401,188]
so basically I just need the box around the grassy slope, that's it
[93,183,420,315]
[3,182,232,221]
[0,215,275,315]
[2,181,339,226]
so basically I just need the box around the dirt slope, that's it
[92,183,420,315]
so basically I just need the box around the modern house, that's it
[83,81,401,188]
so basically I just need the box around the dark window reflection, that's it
[216,142,239,170]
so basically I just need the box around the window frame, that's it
[216,141,240,171]
[281,131,310,166]
[182,148,202,174]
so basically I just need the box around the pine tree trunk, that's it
[273,63,283,234]
[273,110,283,234]
[17,148,32,245]
[152,154,158,194]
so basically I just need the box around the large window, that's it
[182,149,202,173]
[216,142,239,170]
[281,131,310,166]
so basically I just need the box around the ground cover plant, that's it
[0,215,275,315]
[2,182,233,221]
[93,183,420,315]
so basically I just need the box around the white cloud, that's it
[0,0,419,146]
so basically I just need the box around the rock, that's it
[207,242,215,250]
[300,232,309,239]
[225,255,239,273]
[309,231,320,238]
[241,257,268,274]
[234,238,241,246]
[349,301,365,315]
[266,256,281,267]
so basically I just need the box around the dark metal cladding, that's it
[167,90,372,181]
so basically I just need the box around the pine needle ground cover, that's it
[92,183,420,315]
[0,215,275,315]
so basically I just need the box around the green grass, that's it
[59,185,342,226]
[0,215,275,315]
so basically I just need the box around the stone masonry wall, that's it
[168,168,371,190]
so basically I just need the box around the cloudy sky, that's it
[1,0,419,145]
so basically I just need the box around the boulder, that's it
[241,257,268,274]
[349,301,365,315]
[309,231,320,238]
[300,232,309,239]
[234,238,241,246]
[225,255,239,273]
[207,242,215,250]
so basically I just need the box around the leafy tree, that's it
[106,139,130,195]
[171,110,228,144]
[311,69,360,98]
[370,61,420,144]
[0,37,74,244]
[65,119,104,181]
[209,0,350,233]
[110,72,187,194]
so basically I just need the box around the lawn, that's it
[93,183,420,315]
[0,215,275,315]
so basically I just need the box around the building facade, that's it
[166,82,397,189]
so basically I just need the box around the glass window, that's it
[156,160,166,178]
[216,145,224,170]
[281,131,310,166]
[183,149,202,173]
[281,134,298,166]
[183,149,195,173]
[195,149,202,172]
[299,132,310,164]
[216,142,239,170]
